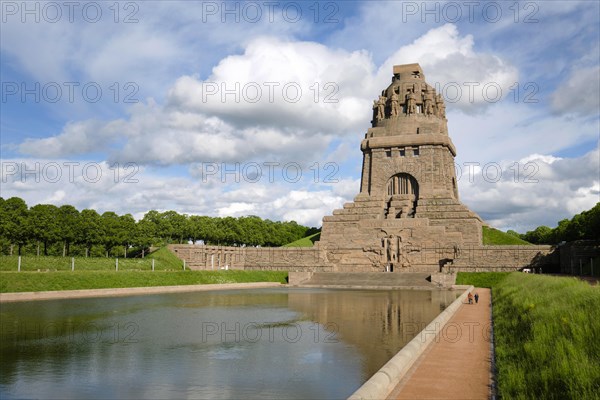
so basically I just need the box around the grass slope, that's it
[457,272,599,399]
[456,271,511,288]
[482,226,531,245]
[283,232,320,247]
[0,270,288,293]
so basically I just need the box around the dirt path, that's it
[388,288,493,399]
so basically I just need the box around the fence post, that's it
[183,259,186,271]
[71,257,74,271]
[116,258,119,271]
[152,258,155,271]
[571,259,574,275]
[18,256,21,272]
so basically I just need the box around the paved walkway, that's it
[388,288,493,400]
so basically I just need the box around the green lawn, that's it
[0,247,288,292]
[482,226,531,245]
[0,247,183,272]
[283,232,320,247]
[458,272,599,399]
[0,270,288,293]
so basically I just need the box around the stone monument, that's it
[318,63,483,272]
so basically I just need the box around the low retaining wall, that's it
[169,244,559,273]
[448,245,557,272]
[0,282,283,303]
[288,271,314,285]
[169,245,332,271]
[348,285,474,400]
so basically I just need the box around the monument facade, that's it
[170,63,558,277]
[318,63,483,272]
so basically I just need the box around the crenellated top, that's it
[371,63,447,130]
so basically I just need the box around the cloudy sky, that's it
[1,0,598,232]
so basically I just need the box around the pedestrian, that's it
[474,292,479,304]
[468,292,474,304]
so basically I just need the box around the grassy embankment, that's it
[457,272,599,399]
[0,247,288,293]
[482,226,531,245]
[283,232,320,247]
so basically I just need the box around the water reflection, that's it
[1,288,458,399]
[286,289,459,381]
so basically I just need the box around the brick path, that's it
[388,288,493,399]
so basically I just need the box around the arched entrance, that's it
[384,173,419,218]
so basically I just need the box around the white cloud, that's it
[18,25,519,166]
[380,24,519,113]
[460,148,600,232]
[551,65,600,116]
[450,101,600,164]
[166,36,376,133]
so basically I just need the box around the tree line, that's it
[507,202,600,245]
[0,197,318,257]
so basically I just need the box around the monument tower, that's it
[319,63,483,272]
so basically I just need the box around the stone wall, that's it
[168,243,559,274]
[168,244,332,272]
[447,245,558,272]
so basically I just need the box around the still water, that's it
[1,288,459,399]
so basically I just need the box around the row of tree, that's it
[0,197,318,257]
[509,202,600,244]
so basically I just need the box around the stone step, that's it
[302,272,438,288]
[417,212,480,219]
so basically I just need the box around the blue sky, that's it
[1,0,599,232]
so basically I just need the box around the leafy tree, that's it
[523,226,553,244]
[101,212,122,257]
[140,210,162,243]
[160,211,188,243]
[522,202,599,244]
[136,216,156,257]
[57,205,80,256]
[79,209,102,257]
[191,216,216,244]
[582,203,600,240]
[29,204,59,256]
[1,197,30,255]
[119,214,136,257]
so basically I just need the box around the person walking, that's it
[474,292,479,304]
[468,292,474,304]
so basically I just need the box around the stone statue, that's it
[385,235,398,264]
[453,244,461,259]
[406,89,416,115]
[377,94,387,120]
[400,204,410,218]
[423,87,435,116]
[390,90,400,117]
[436,94,446,118]
[372,99,379,123]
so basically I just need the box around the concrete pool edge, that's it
[0,282,285,302]
[347,284,474,400]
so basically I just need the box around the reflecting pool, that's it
[1,288,459,399]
